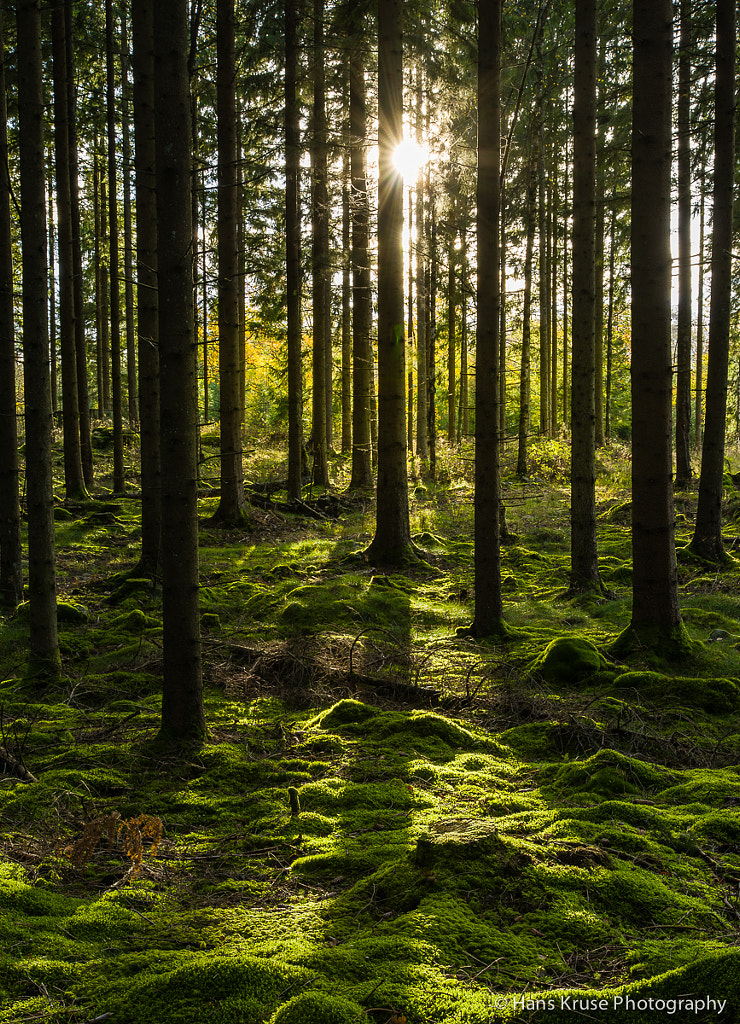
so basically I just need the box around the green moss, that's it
[310,699,380,730]
[529,636,606,684]
[544,750,680,801]
[612,671,740,712]
[268,991,365,1024]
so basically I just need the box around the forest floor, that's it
[3,430,740,1024]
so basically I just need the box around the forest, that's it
[2,0,740,1021]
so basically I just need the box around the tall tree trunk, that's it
[537,103,550,436]
[569,0,601,594]
[562,146,569,427]
[48,170,58,415]
[694,166,706,453]
[447,234,455,443]
[285,0,303,500]
[471,0,504,636]
[517,163,536,479]
[341,110,352,454]
[427,196,437,480]
[690,0,735,564]
[348,35,373,491]
[0,7,23,608]
[121,9,138,427]
[460,220,469,439]
[106,0,125,492]
[153,0,205,742]
[605,201,616,441]
[366,0,411,563]
[311,0,329,486]
[65,0,93,485]
[617,0,683,651]
[52,0,86,501]
[213,0,248,525]
[414,72,427,463]
[407,186,414,456]
[17,0,60,680]
[674,0,693,488]
[132,0,161,575]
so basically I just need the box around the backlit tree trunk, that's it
[311,0,329,487]
[154,0,205,741]
[674,0,692,488]
[618,0,683,650]
[569,0,601,594]
[106,0,125,492]
[285,0,303,501]
[366,0,412,563]
[471,0,504,635]
[348,36,373,491]
[132,0,160,574]
[690,0,735,564]
[0,7,23,608]
[213,0,248,525]
[17,0,60,680]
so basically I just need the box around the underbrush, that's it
[2,436,740,1023]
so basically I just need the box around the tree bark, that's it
[366,0,412,563]
[617,0,684,651]
[348,34,373,491]
[471,0,504,635]
[52,0,86,501]
[213,0,249,525]
[153,0,205,741]
[690,0,735,564]
[517,158,536,479]
[17,0,61,680]
[674,0,693,488]
[285,0,303,501]
[121,9,138,427]
[131,0,161,575]
[0,8,23,608]
[106,0,125,492]
[311,0,329,487]
[569,0,601,595]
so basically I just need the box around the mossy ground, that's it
[3,435,740,1022]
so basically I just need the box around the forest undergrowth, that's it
[3,431,740,1023]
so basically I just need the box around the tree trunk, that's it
[517,160,536,479]
[153,0,205,742]
[427,196,437,481]
[17,0,61,680]
[348,35,373,491]
[121,9,138,427]
[694,157,706,452]
[213,0,248,525]
[0,7,23,608]
[617,0,684,651]
[674,0,693,488]
[311,0,329,487]
[447,235,455,443]
[106,0,125,492]
[65,0,93,485]
[537,105,550,436]
[690,0,735,565]
[569,0,601,595]
[48,165,58,414]
[605,202,616,441]
[366,0,411,562]
[52,0,86,501]
[414,72,427,463]
[132,0,161,575]
[285,0,303,500]
[471,0,504,636]
[341,107,352,454]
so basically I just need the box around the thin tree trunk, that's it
[0,7,23,607]
[311,0,329,486]
[341,117,352,454]
[131,0,161,575]
[17,0,60,679]
[618,0,683,650]
[121,9,138,427]
[213,0,248,524]
[106,0,125,492]
[65,0,93,484]
[447,235,455,443]
[569,0,601,594]
[285,0,303,500]
[691,0,735,564]
[414,70,427,463]
[471,0,504,636]
[366,0,412,562]
[48,172,58,415]
[427,196,437,480]
[537,101,550,436]
[674,0,693,487]
[517,163,536,479]
[52,0,86,500]
[153,0,205,742]
[605,201,616,441]
[694,143,707,452]
[348,36,373,491]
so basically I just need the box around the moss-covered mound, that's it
[612,671,740,712]
[528,635,607,685]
